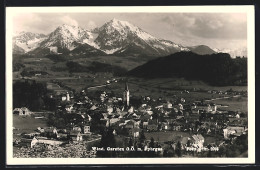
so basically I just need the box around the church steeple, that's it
[123,82,130,107]
[125,82,129,91]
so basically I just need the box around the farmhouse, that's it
[13,107,32,116]
[70,131,83,142]
[129,127,140,138]
[223,126,246,139]
[147,120,158,131]
[31,136,64,148]
[84,125,91,134]
[228,118,247,126]
[192,134,204,149]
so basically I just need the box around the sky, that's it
[12,13,247,50]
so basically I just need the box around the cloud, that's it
[86,20,97,30]
[13,13,42,33]
[160,13,247,40]
[60,16,78,27]
[11,12,247,50]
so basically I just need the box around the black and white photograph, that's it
[6,6,255,164]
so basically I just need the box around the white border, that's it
[6,6,255,165]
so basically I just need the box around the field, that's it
[207,96,248,113]
[13,114,48,139]
[72,55,147,71]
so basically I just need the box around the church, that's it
[123,82,130,107]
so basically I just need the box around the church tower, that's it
[66,92,70,101]
[123,82,130,107]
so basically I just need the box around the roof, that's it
[148,119,157,125]
[168,135,189,144]
[70,130,81,136]
[132,127,140,133]
[192,134,204,141]
[180,137,190,145]
[13,107,30,111]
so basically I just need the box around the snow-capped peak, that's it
[55,24,88,40]
[14,19,213,57]
[213,47,247,58]
[102,18,157,41]
[41,24,94,50]
[13,31,47,52]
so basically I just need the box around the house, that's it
[125,120,135,129]
[44,127,58,135]
[128,106,134,113]
[37,127,45,133]
[31,136,64,148]
[165,118,175,124]
[186,114,200,122]
[163,102,173,109]
[140,113,152,122]
[129,127,140,138]
[65,105,74,112]
[106,118,120,127]
[107,106,113,114]
[72,126,82,132]
[61,95,67,101]
[147,124,157,131]
[70,131,83,142]
[90,105,97,110]
[223,126,246,139]
[228,118,247,126]
[191,134,204,149]
[168,135,190,150]
[113,129,117,135]
[143,122,148,129]
[194,104,217,113]
[161,122,170,130]
[84,125,91,134]
[147,120,158,131]
[172,123,182,131]
[57,133,68,140]
[13,107,32,116]
[226,126,246,133]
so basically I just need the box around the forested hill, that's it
[127,51,247,86]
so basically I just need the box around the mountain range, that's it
[12,18,246,58]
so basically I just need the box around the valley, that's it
[11,18,248,159]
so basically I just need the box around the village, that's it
[13,79,248,158]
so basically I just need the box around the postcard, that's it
[6,6,255,165]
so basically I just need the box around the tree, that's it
[13,80,48,111]
[128,138,133,147]
[139,130,146,144]
[218,145,226,157]
[163,144,175,157]
[149,137,155,148]
[97,128,116,157]
[175,141,182,157]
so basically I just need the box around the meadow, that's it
[13,114,48,139]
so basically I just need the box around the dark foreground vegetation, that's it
[13,80,57,111]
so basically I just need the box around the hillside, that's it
[128,51,247,86]
[188,45,216,55]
